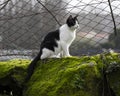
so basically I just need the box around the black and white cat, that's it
[25,15,79,81]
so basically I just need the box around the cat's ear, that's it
[74,14,79,19]
[68,15,73,20]
[66,15,74,27]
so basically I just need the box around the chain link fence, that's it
[0,0,120,60]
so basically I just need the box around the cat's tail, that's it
[25,51,42,82]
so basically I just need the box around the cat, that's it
[25,15,79,82]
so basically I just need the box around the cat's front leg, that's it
[61,41,71,57]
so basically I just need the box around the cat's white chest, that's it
[60,24,76,44]
[65,31,76,43]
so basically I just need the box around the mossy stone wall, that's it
[0,53,120,96]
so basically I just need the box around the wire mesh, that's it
[0,0,120,60]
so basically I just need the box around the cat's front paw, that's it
[68,55,72,58]
[64,54,71,57]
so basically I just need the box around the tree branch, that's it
[108,0,117,36]
[36,0,61,26]
[0,0,11,11]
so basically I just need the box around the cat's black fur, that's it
[41,30,60,52]
[67,16,78,27]
[25,30,60,82]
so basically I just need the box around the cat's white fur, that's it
[40,21,79,59]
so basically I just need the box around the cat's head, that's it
[66,15,79,29]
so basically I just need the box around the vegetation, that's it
[0,53,120,96]
[0,59,30,96]
[101,28,120,49]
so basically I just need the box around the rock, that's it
[0,53,120,96]
[0,59,30,96]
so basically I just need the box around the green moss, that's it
[24,57,98,96]
[0,53,120,96]
[104,53,120,96]
[23,53,120,96]
[0,59,30,81]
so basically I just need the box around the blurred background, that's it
[0,0,120,60]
